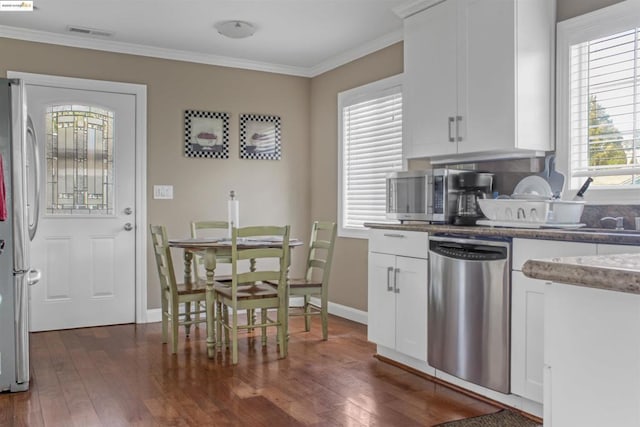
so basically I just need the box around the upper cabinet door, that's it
[401,0,555,162]
[403,0,458,159]
[459,0,516,154]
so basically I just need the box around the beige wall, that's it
[0,38,311,310]
[557,0,624,21]
[0,0,626,316]
[309,43,403,312]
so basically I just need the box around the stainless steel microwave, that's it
[386,169,466,223]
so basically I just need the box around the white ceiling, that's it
[0,0,407,77]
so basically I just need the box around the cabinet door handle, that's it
[383,233,405,238]
[448,117,455,142]
[394,268,400,293]
[386,266,394,292]
[456,116,463,142]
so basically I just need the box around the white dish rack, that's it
[477,199,585,225]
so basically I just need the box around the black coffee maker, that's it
[453,172,494,225]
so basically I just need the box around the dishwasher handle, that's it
[429,240,508,261]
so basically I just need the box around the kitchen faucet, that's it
[600,216,624,230]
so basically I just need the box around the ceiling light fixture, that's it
[215,20,256,39]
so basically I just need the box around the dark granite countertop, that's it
[364,222,640,246]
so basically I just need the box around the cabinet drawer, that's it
[512,239,596,271]
[369,229,428,259]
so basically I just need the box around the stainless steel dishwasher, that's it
[428,235,511,394]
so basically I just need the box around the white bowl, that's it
[545,200,585,224]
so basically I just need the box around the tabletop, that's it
[168,237,303,249]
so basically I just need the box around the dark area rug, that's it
[434,410,542,427]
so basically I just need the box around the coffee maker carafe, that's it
[454,172,493,225]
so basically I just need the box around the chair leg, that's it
[171,302,179,354]
[216,300,223,352]
[161,295,168,344]
[321,294,329,341]
[261,309,267,346]
[184,301,192,337]
[224,306,230,346]
[304,295,312,332]
[278,306,286,359]
[247,308,254,332]
[232,307,239,365]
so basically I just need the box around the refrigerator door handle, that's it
[10,79,29,273]
[26,116,40,241]
[27,268,41,286]
[14,273,29,385]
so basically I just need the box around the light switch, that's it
[153,185,173,200]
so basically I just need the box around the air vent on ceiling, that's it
[67,26,113,38]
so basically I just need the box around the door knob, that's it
[124,223,133,231]
[124,207,133,215]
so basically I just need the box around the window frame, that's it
[556,1,640,203]
[337,74,403,239]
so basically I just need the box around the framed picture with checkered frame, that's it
[184,110,230,158]
[239,114,281,160]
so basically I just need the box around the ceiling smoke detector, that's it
[215,21,255,39]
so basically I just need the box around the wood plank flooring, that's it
[0,315,498,426]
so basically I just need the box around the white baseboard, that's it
[144,300,368,325]
[146,308,162,323]
[310,297,368,325]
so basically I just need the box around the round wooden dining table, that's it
[168,237,303,357]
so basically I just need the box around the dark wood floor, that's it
[0,315,498,426]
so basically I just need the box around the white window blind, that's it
[569,27,640,187]
[339,78,402,236]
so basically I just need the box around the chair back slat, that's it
[150,224,179,300]
[238,247,282,260]
[304,221,337,284]
[230,225,290,300]
[190,220,231,281]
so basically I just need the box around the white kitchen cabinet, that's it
[510,271,545,403]
[545,283,640,427]
[402,0,555,161]
[368,230,428,361]
[510,239,596,403]
[597,243,640,255]
[403,0,456,159]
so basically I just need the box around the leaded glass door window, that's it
[45,105,114,215]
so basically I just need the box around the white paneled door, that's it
[27,84,136,331]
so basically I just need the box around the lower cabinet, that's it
[510,271,545,403]
[545,282,640,427]
[511,240,639,404]
[368,231,428,362]
[510,238,597,403]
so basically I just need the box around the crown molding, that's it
[0,25,309,76]
[308,29,403,77]
[393,0,443,18]
[0,24,404,78]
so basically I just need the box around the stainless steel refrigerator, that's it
[0,78,41,392]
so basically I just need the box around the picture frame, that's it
[239,114,281,160]
[184,110,230,158]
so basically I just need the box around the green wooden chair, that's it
[265,221,336,340]
[190,220,232,282]
[150,224,207,354]
[191,220,257,329]
[214,225,290,364]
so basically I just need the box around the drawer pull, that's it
[383,233,405,238]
